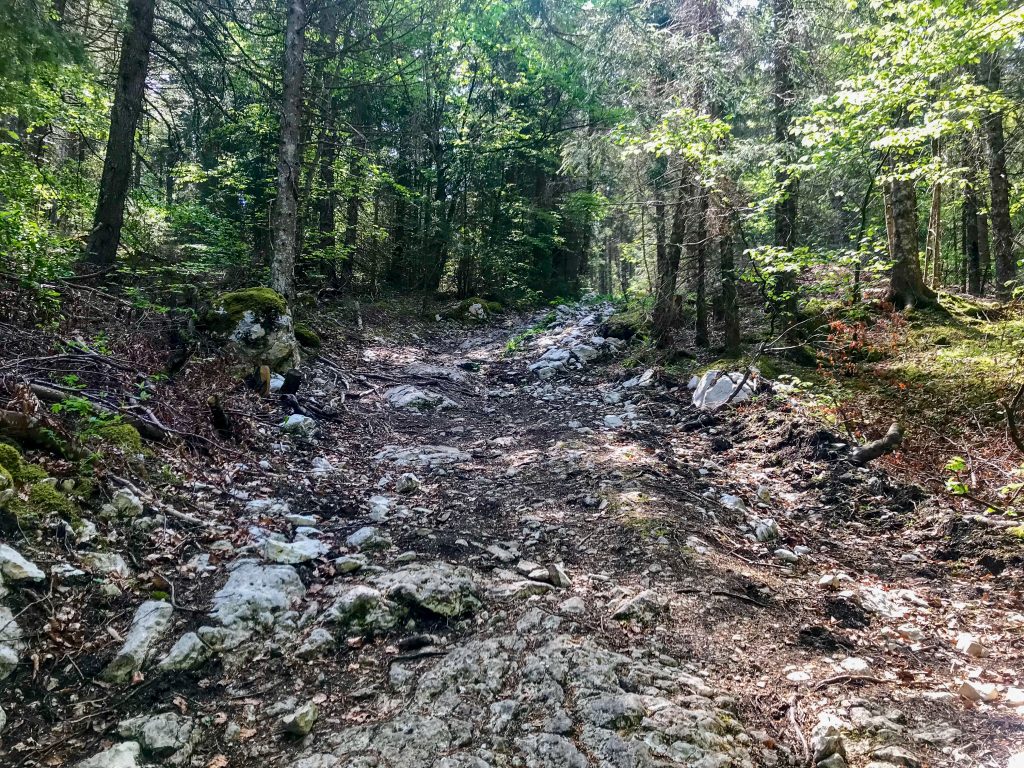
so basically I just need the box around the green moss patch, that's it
[205,287,289,333]
[95,422,143,452]
[447,297,503,320]
[0,443,50,485]
[294,323,322,348]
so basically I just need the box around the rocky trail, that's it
[2,303,1022,768]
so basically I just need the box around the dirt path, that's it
[3,303,1021,768]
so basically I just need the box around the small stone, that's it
[486,544,516,563]
[870,745,921,768]
[609,590,666,622]
[547,563,571,588]
[603,415,624,428]
[840,657,869,672]
[158,632,211,672]
[955,632,987,658]
[754,519,780,542]
[958,679,998,702]
[774,548,799,564]
[897,624,923,642]
[333,555,366,573]
[75,742,141,768]
[282,702,318,736]
[80,551,131,577]
[117,712,195,759]
[262,537,328,564]
[281,414,316,435]
[345,526,392,552]
[0,544,45,581]
[559,596,586,614]
[396,473,421,493]
[720,494,746,511]
[1006,687,1024,707]
[787,671,811,682]
[296,627,335,659]
[311,457,335,476]
[102,601,174,682]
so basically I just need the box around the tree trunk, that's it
[983,54,1016,301]
[883,173,934,309]
[269,0,306,301]
[964,167,982,296]
[719,211,740,355]
[341,138,364,289]
[978,209,991,294]
[925,139,942,290]
[772,0,799,324]
[85,0,156,266]
[653,171,686,346]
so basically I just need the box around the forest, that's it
[1,0,1024,767]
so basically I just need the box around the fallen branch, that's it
[812,673,888,691]
[1000,381,1024,455]
[849,422,902,465]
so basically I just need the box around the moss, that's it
[0,443,22,476]
[18,463,49,484]
[0,465,12,492]
[206,287,289,333]
[95,422,143,452]
[447,297,503,320]
[72,477,96,499]
[150,590,170,601]
[27,482,80,525]
[601,309,648,341]
[294,323,322,348]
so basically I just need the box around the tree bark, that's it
[925,139,942,290]
[772,0,799,324]
[883,173,934,309]
[270,0,307,301]
[964,166,982,296]
[85,0,156,266]
[653,169,686,346]
[983,54,1016,301]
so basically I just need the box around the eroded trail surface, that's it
[5,305,1021,768]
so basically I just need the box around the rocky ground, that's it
[1,301,1023,768]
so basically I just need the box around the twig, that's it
[787,693,810,766]
[812,673,888,691]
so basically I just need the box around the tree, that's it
[85,0,156,266]
[983,53,1016,300]
[270,0,307,301]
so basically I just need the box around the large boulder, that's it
[205,288,300,372]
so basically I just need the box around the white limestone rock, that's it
[101,601,174,682]
[0,543,45,582]
[211,560,305,630]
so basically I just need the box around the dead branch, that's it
[1000,381,1024,455]
[849,422,902,465]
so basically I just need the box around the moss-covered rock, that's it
[95,422,143,452]
[0,443,22,477]
[601,310,647,341]
[27,482,80,525]
[0,465,12,492]
[446,297,503,321]
[0,443,48,485]
[204,287,300,372]
[294,323,322,348]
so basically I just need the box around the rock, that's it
[283,702,318,736]
[396,473,421,493]
[117,712,195,760]
[374,445,470,467]
[818,573,851,589]
[774,548,799,563]
[897,624,923,642]
[385,385,458,411]
[334,555,366,574]
[263,537,328,564]
[311,457,335,476]
[719,493,746,511]
[547,562,571,588]
[404,363,467,383]
[80,551,130,578]
[870,745,921,768]
[570,344,601,363]
[158,632,211,671]
[609,589,666,622]
[207,288,299,371]
[211,560,305,630]
[75,742,142,768]
[346,526,392,552]
[817,755,848,768]
[368,495,392,520]
[955,632,987,658]
[282,414,317,436]
[373,562,481,617]
[839,656,869,672]
[297,627,335,659]
[958,679,998,702]
[622,367,656,389]
[603,415,624,428]
[559,596,586,614]
[246,498,291,515]
[0,543,45,581]
[486,543,516,563]
[0,606,26,680]
[101,488,144,518]
[326,585,405,633]
[101,600,174,682]
[0,704,5,732]
[1006,687,1024,707]
[692,370,755,410]
[811,719,847,764]
[754,518,780,542]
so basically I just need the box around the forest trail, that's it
[5,304,1021,768]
